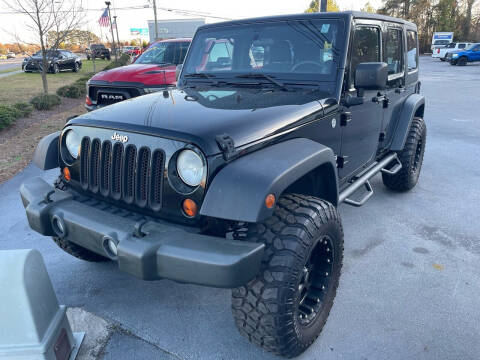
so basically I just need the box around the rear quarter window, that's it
[406,30,418,71]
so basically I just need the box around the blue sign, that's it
[434,34,453,40]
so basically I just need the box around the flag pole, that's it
[105,1,118,62]
[113,15,121,53]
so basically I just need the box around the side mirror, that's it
[355,62,388,90]
[175,64,183,81]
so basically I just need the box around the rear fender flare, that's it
[200,138,338,223]
[390,94,425,151]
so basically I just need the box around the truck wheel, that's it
[51,176,109,262]
[231,194,343,358]
[382,117,426,192]
[458,57,468,66]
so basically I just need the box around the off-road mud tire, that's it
[51,176,109,262]
[383,117,426,192]
[231,194,344,358]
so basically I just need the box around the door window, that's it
[384,28,404,77]
[458,43,466,49]
[351,26,381,77]
[406,30,418,71]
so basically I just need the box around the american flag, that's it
[98,8,110,27]
[112,18,117,30]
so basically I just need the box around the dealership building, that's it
[147,18,206,41]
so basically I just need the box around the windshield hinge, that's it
[216,134,237,161]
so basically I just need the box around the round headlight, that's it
[177,150,204,187]
[65,130,81,159]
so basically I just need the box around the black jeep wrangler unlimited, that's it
[86,44,111,61]
[21,12,425,358]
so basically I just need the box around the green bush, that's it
[57,84,85,98]
[30,94,61,110]
[103,53,131,71]
[0,102,33,130]
[13,102,33,117]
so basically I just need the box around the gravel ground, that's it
[0,56,479,360]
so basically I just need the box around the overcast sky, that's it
[0,0,383,43]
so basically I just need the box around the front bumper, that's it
[20,177,265,288]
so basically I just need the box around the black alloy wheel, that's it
[458,57,468,66]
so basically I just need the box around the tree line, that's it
[306,0,479,53]
[378,0,479,52]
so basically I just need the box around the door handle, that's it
[372,93,389,108]
[372,94,388,103]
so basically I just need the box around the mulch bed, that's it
[0,97,85,184]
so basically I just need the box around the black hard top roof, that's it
[199,11,416,30]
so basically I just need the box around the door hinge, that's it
[379,132,386,142]
[340,111,352,126]
[337,156,349,168]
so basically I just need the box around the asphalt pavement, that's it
[0,58,23,71]
[1,57,479,360]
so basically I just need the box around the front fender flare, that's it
[390,94,425,151]
[200,138,338,223]
[33,132,60,170]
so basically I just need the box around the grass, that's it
[0,59,111,105]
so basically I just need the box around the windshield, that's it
[466,43,479,50]
[434,40,450,46]
[182,19,344,88]
[135,41,190,65]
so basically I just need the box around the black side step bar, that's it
[339,153,402,207]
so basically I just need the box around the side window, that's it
[458,43,466,49]
[351,26,381,76]
[384,28,404,76]
[406,30,418,71]
[176,42,190,64]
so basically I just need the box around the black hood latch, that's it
[216,134,237,161]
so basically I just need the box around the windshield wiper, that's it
[184,72,218,85]
[235,73,289,91]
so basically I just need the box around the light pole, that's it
[152,0,158,40]
[105,1,118,61]
[113,15,121,53]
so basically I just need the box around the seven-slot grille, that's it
[80,136,165,211]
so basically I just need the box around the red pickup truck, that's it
[85,38,191,111]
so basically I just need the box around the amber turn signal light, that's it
[63,167,71,181]
[182,199,198,217]
[265,194,276,209]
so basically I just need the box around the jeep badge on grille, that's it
[111,132,128,143]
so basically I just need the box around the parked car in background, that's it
[446,43,480,65]
[6,52,16,59]
[0,54,6,60]
[85,38,191,111]
[431,31,454,50]
[122,46,142,56]
[432,42,471,60]
[86,44,111,60]
[23,50,82,73]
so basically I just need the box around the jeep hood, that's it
[90,63,177,86]
[71,87,330,156]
